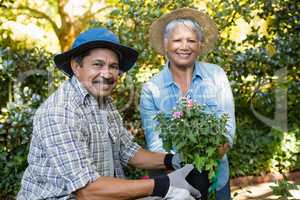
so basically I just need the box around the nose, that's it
[101,69,113,79]
[181,40,189,50]
[99,66,114,79]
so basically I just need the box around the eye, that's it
[93,61,104,68]
[188,39,197,43]
[110,64,119,70]
[173,39,181,42]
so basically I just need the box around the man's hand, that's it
[218,143,230,159]
[164,187,196,200]
[167,164,202,198]
[152,164,210,199]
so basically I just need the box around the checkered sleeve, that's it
[106,99,141,165]
[38,106,100,194]
[119,125,141,165]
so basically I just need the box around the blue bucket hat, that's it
[54,28,138,77]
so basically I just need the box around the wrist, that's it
[152,175,170,197]
[164,153,174,170]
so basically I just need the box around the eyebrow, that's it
[92,59,118,63]
[92,59,119,67]
[92,59,105,63]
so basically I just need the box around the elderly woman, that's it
[140,8,236,200]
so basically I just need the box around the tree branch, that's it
[79,5,112,23]
[57,0,71,32]
[14,6,60,36]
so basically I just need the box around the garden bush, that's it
[0,0,299,198]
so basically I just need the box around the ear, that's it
[198,40,202,48]
[70,59,80,77]
[163,39,169,55]
[197,41,203,55]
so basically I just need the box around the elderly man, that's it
[17,28,210,200]
[140,8,236,200]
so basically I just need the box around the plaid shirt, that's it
[17,76,141,200]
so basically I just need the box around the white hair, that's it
[163,18,204,42]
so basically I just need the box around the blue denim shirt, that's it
[140,61,236,190]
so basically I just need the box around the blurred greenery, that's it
[0,0,299,198]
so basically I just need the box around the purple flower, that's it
[173,111,183,119]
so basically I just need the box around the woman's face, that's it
[164,23,201,70]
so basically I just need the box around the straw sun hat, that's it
[149,8,218,56]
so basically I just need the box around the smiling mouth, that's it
[92,82,114,91]
[177,53,192,57]
[92,79,115,85]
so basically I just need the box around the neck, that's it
[169,63,195,96]
[94,95,108,109]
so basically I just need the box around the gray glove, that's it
[168,164,201,199]
[171,153,183,170]
[164,187,196,200]
[152,164,201,199]
[164,153,183,170]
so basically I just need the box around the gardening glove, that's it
[164,153,183,170]
[164,187,196,200]
[185,167,210,200]
[152,164,209,199]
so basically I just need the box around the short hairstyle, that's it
[71,48,121,67]
[163,18,204,42]
[71,50,92,66]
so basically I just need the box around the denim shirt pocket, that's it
[193,80,218,112]
[204,97,218,113]
[156,88,179,114]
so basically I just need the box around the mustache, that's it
[92,78,115,85]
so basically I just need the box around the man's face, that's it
[164,24,201,69]
[71,48,120,98]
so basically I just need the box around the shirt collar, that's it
[161,61,203,87]
[70,76,90,104]
[193,62,203,80]
[70,76,113,107]
[161,61,174,87]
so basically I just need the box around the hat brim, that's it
[149,8,218,56]
[54,41,138,77]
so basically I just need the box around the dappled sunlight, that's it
[2,21,60,53]
[3,21,43,40]
[64,0,88,16]
[0,1,298,198]
[64,0,106,16]
[229,18,251,43]
[232,182,300,200]
[136,64,161,83]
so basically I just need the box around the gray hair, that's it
[163,18,204,42]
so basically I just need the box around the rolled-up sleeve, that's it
[119,126,141,165]
[140,83,165,152]
[215,69,236,147]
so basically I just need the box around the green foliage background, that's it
[0,0,299,199]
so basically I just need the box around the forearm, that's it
[76,176,154,200]
[129,148,167,169]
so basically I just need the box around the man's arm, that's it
[76,164,208,200]
[128,148,166,169]
[76,177,154,200]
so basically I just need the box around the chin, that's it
[89,90,111,98]
[177,62,195,68]
[97,91,112,97]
